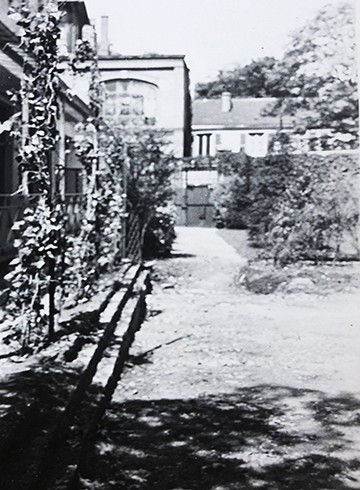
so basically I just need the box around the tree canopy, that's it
[195,1,358,149]
[195,57,283,99]
[271,1,358,148]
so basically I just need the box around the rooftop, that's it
[193,97,294,129]
[98,54,186,61]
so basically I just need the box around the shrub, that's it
[213,150,359,265]
[246,153,293,244]
[124,127,176,229]
[266,153,359,264]
[142,210,177,258]
[212,151,251,228]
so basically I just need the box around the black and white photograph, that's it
[0,0,359,488]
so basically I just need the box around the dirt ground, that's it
[81,227,360,490]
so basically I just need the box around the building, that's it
[175,93,292,227]
[97,53,192,158]
[0,0,91,265]
[192,92,294,158]
[94,17,191,158]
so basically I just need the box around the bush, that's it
[142,211,177,259]
[213,150,359,265]
[212,152,252,228]
[265,153,359,264]
[212,177,249,229]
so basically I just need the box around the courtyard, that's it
[77,227,360,489]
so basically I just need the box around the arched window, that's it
[103,79,158,126]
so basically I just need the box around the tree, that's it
[195,57,283,99]
[195,2,358,149]
[270,1,358,149]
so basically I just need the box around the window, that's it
[103,79,157,126]
[216,134,222,145]
[247,132,267,157]
[198,134,211,156]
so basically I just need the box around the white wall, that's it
[192,128,276,157]
[98,58,189,157]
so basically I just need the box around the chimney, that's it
[221,92,232,113]
[99,16,110,56]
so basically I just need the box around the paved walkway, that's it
[81,227,360,490]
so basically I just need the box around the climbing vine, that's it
[4,2,126,347]
[63,121,126,304]
[62,34,126,302]
[5,1,63,349]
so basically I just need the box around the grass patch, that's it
[236,259,360,295]
[216,228,258,259]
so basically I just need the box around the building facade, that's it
[97,53,192,158]
[192,93,294,158]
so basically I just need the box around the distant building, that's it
[192,92,357,157]
[192,92,294,158]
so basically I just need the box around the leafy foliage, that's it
[142,211,177,259]
[4,3,64,346]
[125,128,175,227]
[12,3,61,192]
[267,1,358,149]
[65,52,125,299]
[111,124,176,255]
[4,1,176,349]
[4,4,126,346]
[266,154,359,264]
[212,152,252,229]
[213,151,359,265]
[5,198,63,347]
[195,57,283,99]
[196,2,358,150]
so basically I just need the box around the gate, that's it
[173,157,218,227]
[185,184,214,226]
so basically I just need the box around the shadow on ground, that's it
[0,361,82,489]
[81,385,360,490]
[169,253,197,259]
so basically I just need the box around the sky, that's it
[84,0,355,88]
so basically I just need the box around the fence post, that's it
[122,145,129,259]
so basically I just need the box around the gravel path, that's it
[81,227,360,490]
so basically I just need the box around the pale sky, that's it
[84,0,355,88]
